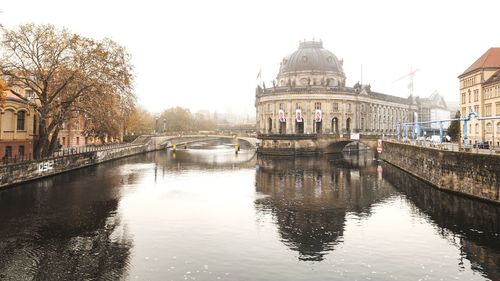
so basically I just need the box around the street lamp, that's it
[155,117,159,135]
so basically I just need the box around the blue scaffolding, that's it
[396,112,500,148]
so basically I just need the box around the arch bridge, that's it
[157,134,257,150]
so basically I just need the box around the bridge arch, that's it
[323,136,379,154]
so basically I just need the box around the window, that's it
[16,111,26,131]
[332,103,339,111]
[496,103,500,116]
[462,107,466,118]
[18,145,24,157]
[314,102,321,110]
[5,146,12,158]
[279,103,285,110]
[474,90,479,102]
[76,137,80,145]
[485,104,492,116]
[475,123,479,134]
[474,105,479,113]
[346,103,351,112]
[497,122,500,134]
[2,110,14,131]
[25,89,34,101]
[486,122,492,134]
[468,91,471,103]
[461,93,465,103]
[296,103,301,110]
[62,137,66,146]
[33,115,37,134]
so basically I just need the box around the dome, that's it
[279,40,343,73]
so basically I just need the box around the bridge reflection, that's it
[254,153,396,261]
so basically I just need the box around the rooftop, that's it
[460,48,500,77]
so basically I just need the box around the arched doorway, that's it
[295,121,304,134]
[268,118,272,133]
[331,117,338,134]
[279,120,286,134]
[346,118,351,133]
[315,121,322,134]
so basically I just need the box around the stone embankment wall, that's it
[257,134,378,155]
[0,135,171,189]
[381,141,500,204]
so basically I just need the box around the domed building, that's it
[255,40,418,136]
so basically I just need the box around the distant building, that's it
[58,115,87,148]
[458,48,500,145]
[417,91,452,131]
[0,87,37,159]
[255,40,418,135]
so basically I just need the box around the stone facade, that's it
[459,48,500,146]
[257,134,378,155]
[256,40,418,135]
[381,141,500,204]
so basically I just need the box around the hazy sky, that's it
[1,0,499,116]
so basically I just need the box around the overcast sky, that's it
[1,0,499,116]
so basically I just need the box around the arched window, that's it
[475,123,479,134]
[331,117,338,133]
[486,122,492,134]
[2,109,14,131]
[17,110,26,131]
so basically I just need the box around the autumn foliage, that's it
[0,24,135,158]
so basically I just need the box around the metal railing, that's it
[0,142,144,166]
[394,112,500,153]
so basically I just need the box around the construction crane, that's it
[393,67,419,96]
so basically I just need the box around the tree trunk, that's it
[48,126,61,156]
[34,116,48,159]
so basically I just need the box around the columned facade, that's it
[256,40,417,135]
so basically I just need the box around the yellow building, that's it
[482,70,500,146]
[0,87,37,160]
[458,48,500,146]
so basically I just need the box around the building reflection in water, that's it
[254,151,500,280]
[383,163,500,280]
[0,157,139,280]
[254,152,397,261]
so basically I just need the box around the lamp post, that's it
[155,117,159,135]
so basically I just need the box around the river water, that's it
[0,139,499,281]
